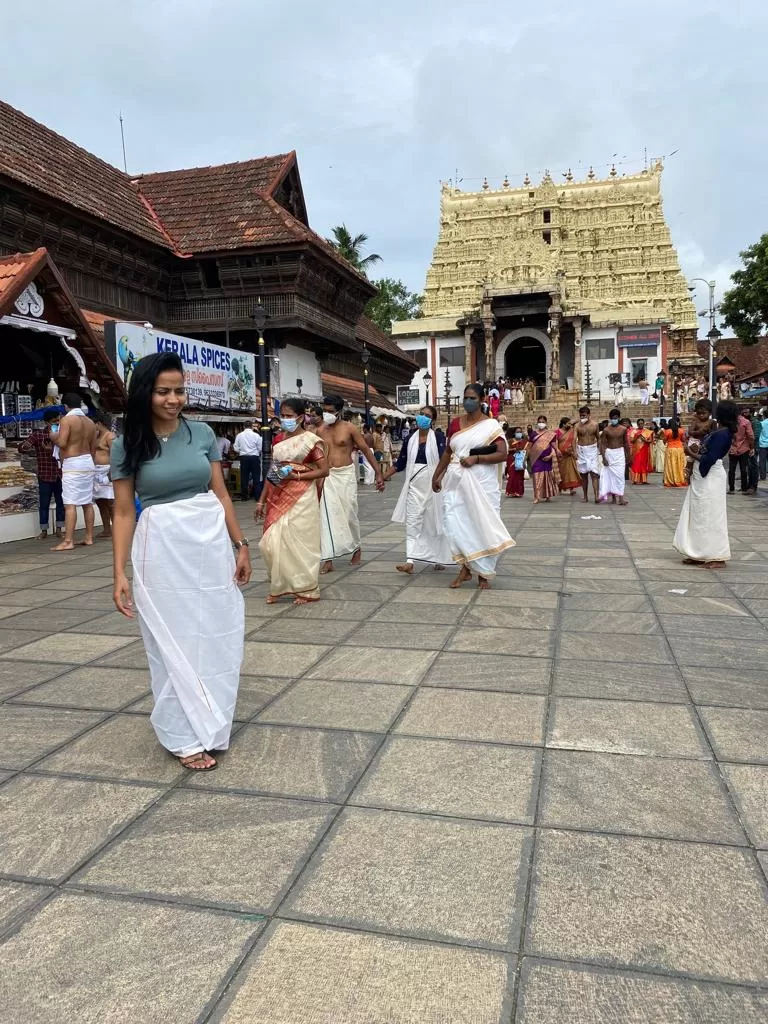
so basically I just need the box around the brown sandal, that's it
[179,752,217,771]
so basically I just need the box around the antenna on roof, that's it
[119,112,128,174]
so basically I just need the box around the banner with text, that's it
[104,322,257,410]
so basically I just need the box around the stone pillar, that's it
[463,325,474,382]
[548,308,562,393]
[483,319,495,381]
[573,317,583,395]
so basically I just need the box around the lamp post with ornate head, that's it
[250,302,270,481]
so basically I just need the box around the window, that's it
[410,348,428,368]
[543,210,551,224]
[584,337,615,361]
[543,231,551,245]
[439,345,465,367]
[200,260,221,289]
[630,358,648,385]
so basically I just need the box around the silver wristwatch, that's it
[234,538,249,550]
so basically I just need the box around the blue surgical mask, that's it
[463,398,480,413]
[610,417,619,426]
[514,431,523,439]
[280,417,298,433]
[415,414,432,430]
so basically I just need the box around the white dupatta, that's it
[391,429,444,536]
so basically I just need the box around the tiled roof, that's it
[0,101,167,247]
[696,336,768,381]
[357,315,419,370]
[320,372,399,411]
[0,248,47,312]
[133,155,294,252]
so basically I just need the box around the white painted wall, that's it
[581,325,660,402]
[396,334,465,404]
[277,344,322,399]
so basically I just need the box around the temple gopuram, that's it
[393,162,699,404]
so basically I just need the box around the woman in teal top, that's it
[111,352,251,771]
[759,409,768,481]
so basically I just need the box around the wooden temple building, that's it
[0,99,416,413]
[393,163,700,406]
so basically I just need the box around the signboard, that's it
[617,327,661,349]
[396,385,421,408]
[104,322,256,410]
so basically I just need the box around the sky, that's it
[2,0,765,334]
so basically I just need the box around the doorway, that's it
[504,336,546,386]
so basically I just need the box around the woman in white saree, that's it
[256,397,329,603]
[432,384,515,589]
[386,405,452,573]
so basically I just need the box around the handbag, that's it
[513,449,526,471]
[468,444,498,456]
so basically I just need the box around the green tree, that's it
[327,224,382,275]
[365,277,423,333]
[720,233,768,345]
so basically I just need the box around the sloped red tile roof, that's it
[696,336,768,381]
[357,315,419,370]
[0,248,47,312]
[321,372,399,411]
[0,102,167,247]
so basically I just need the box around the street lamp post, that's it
[689,278,720,406]
[361,346,371,428]
[669,359,682,420]
[250,303,270,482]
[422,370,432,407]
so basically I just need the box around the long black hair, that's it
[120,352,189,475]
[669,417,681,440]
[715,400,738,435]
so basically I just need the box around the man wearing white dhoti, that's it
[317,394,384,573]
[599,409,631,506]
[111,352,251,772]
[576,406,601,503]
[50,394,97,552]
[387,406,452,573]
[673,401,735,568]
[432,384,515,589]
[92,410,115,539]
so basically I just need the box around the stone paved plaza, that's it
[0,481,767,1022]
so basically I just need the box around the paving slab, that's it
[699,707,768,763]
[547,697,708,758]
[0,706,105,769]
[0,880,53,933]
[395,688,546,745]
[76,790,333,911]
[516,960,768,1024]
[540,750,745,843]
[552,659,687,703]
[284,807,532,948]
[351,736,540,823]
[256,678,413,732]
[10,665,150,711]
[0,774,160,881]
[682,667,768,709]
[184,724,379,801]
[424,652,552,694]
[0,892,260,1024]
[527,830,768,982]
[305,645,436,685]
[722,764,768,847]
[215,921,514,1024]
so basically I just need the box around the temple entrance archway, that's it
[496,328,551,388]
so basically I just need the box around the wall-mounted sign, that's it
[617,327,661,349]
[104,322,256,409]
[396,385,422,407]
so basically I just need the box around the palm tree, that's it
[327,224,382,275]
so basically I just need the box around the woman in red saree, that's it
[629,417,654,484]
[256,398,329,604]
[505,427,529,497]
[556,417,580,493]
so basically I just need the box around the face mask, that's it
[514,431,523,439]
[280,418,298,433]
[610,418,619,426]
[580,417,589,424]
[463,398,480,413]
[322,412,337,425]
[415,414,432,430]
[537,422,546,430]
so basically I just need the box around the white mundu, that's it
[132,491,244,756]
[599,447,626,500]
[673,461,730,563]
[441,418,515,579]
[320,463,360,559]
[391,430,451,565]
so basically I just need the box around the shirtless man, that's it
[50,392,97,550]
[598,407,631,506]
[575,405,601,503]
[316,394,384,573]
[92,410,115,538]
